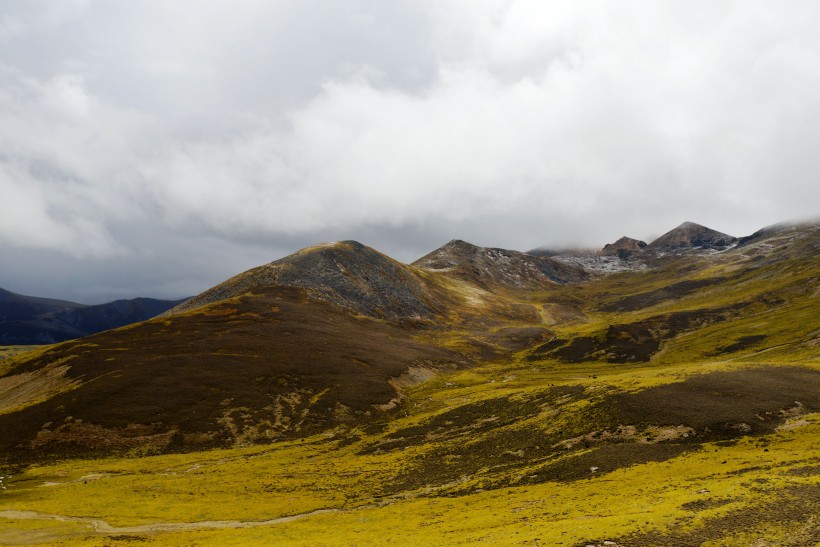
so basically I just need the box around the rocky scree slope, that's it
[412,239,589,290]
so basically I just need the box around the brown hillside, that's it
[0,286,466,464]
[167,241,440,321]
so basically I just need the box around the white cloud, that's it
[1,1,819,298]
[0,160,121,257]
[138,1,820,243]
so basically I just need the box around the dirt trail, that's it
[0,507,342,535]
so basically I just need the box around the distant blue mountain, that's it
[0,287,186,344]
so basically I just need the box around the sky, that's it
[1,1,819,303]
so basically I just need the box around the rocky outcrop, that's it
[601,237,648,258]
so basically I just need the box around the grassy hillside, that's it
[0,224,817,545]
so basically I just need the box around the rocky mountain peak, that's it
[412,240,483,271]
[413,240,588,288]
[648,221,737,250]
[166,240,437,320]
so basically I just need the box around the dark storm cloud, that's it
[1,1,819,301]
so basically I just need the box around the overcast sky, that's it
[2,1,819,303]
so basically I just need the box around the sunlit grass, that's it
[3,413,815,545]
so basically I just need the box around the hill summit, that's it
[648,221,737,250]
[168,240,438,321]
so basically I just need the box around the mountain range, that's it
[0,219,818,545]
[0,289,185,345]
[0,220,755,346]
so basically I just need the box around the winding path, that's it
[0,507,342,534]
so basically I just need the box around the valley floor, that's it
[1,358,818,546]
